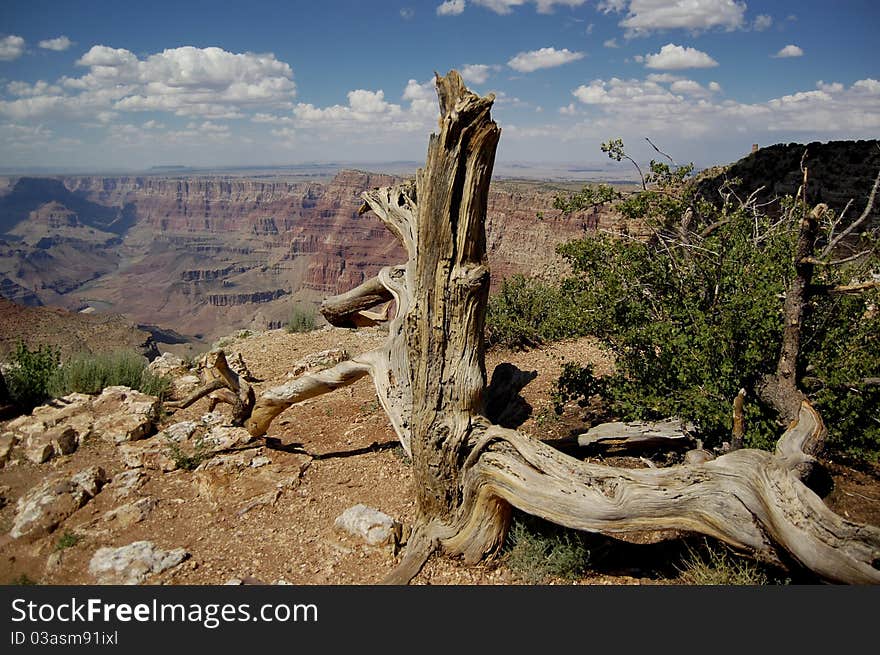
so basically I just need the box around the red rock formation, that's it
[2,170,618,342]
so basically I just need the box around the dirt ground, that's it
[1,327,878,586]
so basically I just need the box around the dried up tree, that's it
[241,71,879,584]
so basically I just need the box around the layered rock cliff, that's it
[0,170,612,343]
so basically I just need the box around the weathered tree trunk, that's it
[245,72,880,584]
[760,202,825,425]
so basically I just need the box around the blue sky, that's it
[0,0,877,172]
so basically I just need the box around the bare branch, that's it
[821,167,880,257]
[645,136,676,167]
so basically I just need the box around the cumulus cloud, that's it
[508,47,585,73]
[774,44,804,58]
[752,14,772,31]
[0,45,297,122]
[565,76,880,147]
[400,8,415,20]
[642,43,718,69]
[38,36,73,51]
[0,35,25,61]
[460,64,499,84]
[436,0,466,14]
[7,80,63,97]
[603,38,619,48]
[289,79,438,137]
[600,0,747,38]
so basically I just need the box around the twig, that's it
[645,137,676,167]
[821,168,880,257]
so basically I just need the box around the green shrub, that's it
[486,274,581,349]
[677,541,788,585]
[503,513,592,584]
[287,305,317,333]
[545,140,879,459]
[4,342,60,411]
[165,437,208,471]
[48,351,172,400]
[54,530,82,551]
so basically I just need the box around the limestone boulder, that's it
[334,504,397,545]
[88,541,188,585]
[11,466,107,540]
[91,386,160,443]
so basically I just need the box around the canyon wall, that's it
[0,170,615,344]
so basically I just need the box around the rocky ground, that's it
[0,326,877,586]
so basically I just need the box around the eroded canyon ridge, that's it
[1,139,876,351]
[0,169,617,347]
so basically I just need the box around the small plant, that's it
[54,530,82,551]
[4,341,60,411]
[165,437,208,471]
[11,573,37,585]
[287,305,317,333]
[504,513,591,584]
[486,275,579,349]
[676,541,787,585]
[47,350,172,400]
[391,443,411,463]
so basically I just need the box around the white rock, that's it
[162,421,198,443]
[334,504,396,545]
[88,541,189,584]
[11,466,107,540]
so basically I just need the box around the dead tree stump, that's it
[245,71,880,584]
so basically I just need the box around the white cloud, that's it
[290,80,438,137]
[774,44,804,58]
[646,73,681,83]
[466,0,587,14]
[38,36,73,51]
[460,64,499,85]
[708,81,722,93]
[559,102,577,115]
[816,81,843,94]
[603,38,619,48]
[752,14,773,31]
[7,80,63,97]
[0,45,296,122]
[601,0,747,38]
[400,8,415,20]
[142,120,164,129]
[508,47,585,73]
[563,76,880,150]
[643,44,718,69]
[437,0,466,15]
[0,35,25,61]
[251,112,293,124]
[670,79,709,96]
[853,79,880,94]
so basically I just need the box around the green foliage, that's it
[546,139,879,458]
[801,284,880,460]
[676,541,788,586]
[287,305,317,333]
[47,351,172,400]
[553,203,796,448]
[552,183,620,214]
[503,513,592,584]
[4,342,60,411]
[54,530,82,551]
[165,437,208,471]
[10,573,37,585]
[486,274,582,348]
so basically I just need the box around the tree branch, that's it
[820,167,880,257]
